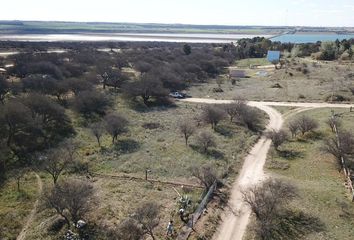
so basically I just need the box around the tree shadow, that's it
[189,145,225,160]
[270,210,326,240]
[127,98,177,113]
[277,149,304,160]
[296,131,324,142]
[215,125,234,137]
[114,139,141,154]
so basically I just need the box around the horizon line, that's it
[0,19,353,29]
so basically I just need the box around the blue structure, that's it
[267,50,281,63]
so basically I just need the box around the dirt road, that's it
[180,98,353,240]
[17,173,43,240]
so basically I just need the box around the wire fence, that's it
[331,114,354,201]
[92,172,203,189]
[177,181,217,240]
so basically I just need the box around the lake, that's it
[0,33,274,43]
[271,34,354,43]
[1,33,353,44]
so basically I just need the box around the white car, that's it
[169,92,185,99]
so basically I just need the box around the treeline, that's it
[0,39,264,180]
[1,36,352,180]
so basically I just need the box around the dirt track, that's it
[180,98,353,240]
[17,173,43,240]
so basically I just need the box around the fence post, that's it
[331,112,354,201]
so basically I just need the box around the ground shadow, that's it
[296,131,324,142]
[277,149,304,160]
[127,98,177,113]
[215,125,234,137]
[270,210,326,240]
[114,139,141,154]
[189,144,225,160]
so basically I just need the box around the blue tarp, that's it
[267,50,280,62]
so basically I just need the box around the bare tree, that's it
[223,100,247,122]
[326,117,341,133]
[133,202,160,240]
[44,179,95,228]
[288,120,299,138]
[115,218,143,240]
[267,130,288,151]
[179,120,195,146]
[39,146,75,184]
[235,105,263,132]
[0,75,10,104]
[89,121,105,147]
[242,179,298,240]
[296,115,318,135]
[202,105,226,129]
[104,113,129,144]
[123,73,168,106]
[73,90,111,117]
[191,164,218,191]
[322,131,354,170]
[196,131,216,153]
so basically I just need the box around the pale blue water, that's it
[272,34,354,43]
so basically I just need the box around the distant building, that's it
[267,50,281,63]
[229,69,246,78]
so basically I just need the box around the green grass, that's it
[74,99,261,181]
[0,172,39,240]
[266,108,354,239]
[21,97,265,239]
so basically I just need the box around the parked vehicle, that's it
[169,92,190,99]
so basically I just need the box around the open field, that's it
[0,172,39,239]
[265,108,354,239]
[189,58,354,102]
[75,100,262,180]
[0,98,265,239]
[0,39,353,239]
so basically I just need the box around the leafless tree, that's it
[73,90,111,116]
[104,113,129,144]
[267,130,288,150]
[288,120,299,138]
[242,179,298,240]
[234,105,263,132]
[106,218,143,240]
[0,75,10,104]
[12,168,29,192]
[322,131,354,170]
[196,131,216,153]
[179,120,195,146]
[132,202,160,240]
[44,179,95,228]
[222,100,246,123]
[326,117,341,133]
[202,105,225,129]
[191,164,218,191]
[89,121,105,147]
[39,146,75,184]
[296,115,318,135]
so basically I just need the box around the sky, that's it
[1,0,354,27]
